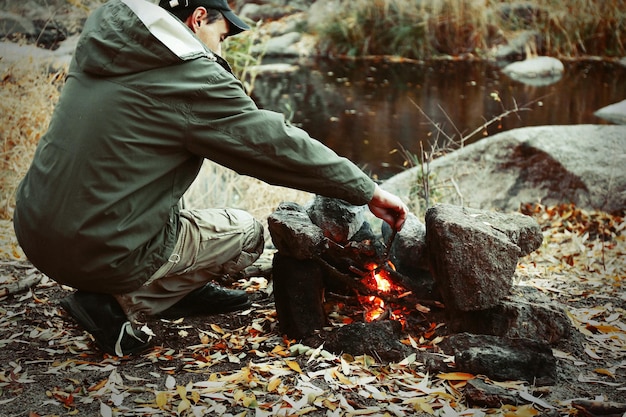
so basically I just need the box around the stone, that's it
[502,56,564,86]
[594,99,626,125]
[0,34,78,71]
[267,201,326,260]
[272,253,327,339]
[496,2,545,29]
[0,11,36,38]
[440,333,557,385]
[464,378,520,408]
[425,204,539,311]
[306,195,366,244]
[383,125,626,214]
[494,30,540,62]
[447,286,572,344]
[253,32,303,57]
[315,320,413,363]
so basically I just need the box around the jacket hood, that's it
[73,0,216,76]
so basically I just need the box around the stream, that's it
[251,59,626,179]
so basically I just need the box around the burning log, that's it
[313,255,370,294]
[375,262,425,297]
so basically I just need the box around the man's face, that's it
[197,16,229,55]
[188,9,230,56]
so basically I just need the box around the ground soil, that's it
[0,205,624,417]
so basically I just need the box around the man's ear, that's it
[185,7,207,32]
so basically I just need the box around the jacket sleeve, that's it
[183,62,377,206]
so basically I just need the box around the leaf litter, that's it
[0,203,624,416]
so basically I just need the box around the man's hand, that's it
[367,185,408,231]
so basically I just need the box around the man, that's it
[13,0,408,356]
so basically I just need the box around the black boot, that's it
[60,291,152,356]
[158,283,251,319]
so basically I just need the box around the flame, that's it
[361,296,386,322]
[373,271,391,292]
[361,266,395,293]
[360,268,392,322]
[359,264,407,325]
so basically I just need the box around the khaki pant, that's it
[115,208,264,322]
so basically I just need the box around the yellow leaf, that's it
[242,395,257,408]
[267,378,281,392]
[271,345,288,356]
[594,368,615,378]
[406,398,435,414]
[176,385,187,400]
[285,360,302,373]
[436,372,475,381]
[322,398,338,411]
[233,390,245,402]
[503,404,538,417]
[594,324,622,333]
[177,398,191,414]
[155,391,168,409]
[190,390,201,404]
[336,373,353,386]
[430,391,457,401]
[88,378,108,392]
[210,323,224,334]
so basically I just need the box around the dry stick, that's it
[314,255,371,294]
[437,103,464,148]
[406,96,543,209]
[381,228,398,262]
[572,399,626,416]
[599,138,621,272]
[0,275,42,297]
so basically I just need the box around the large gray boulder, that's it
[425,203,543,312]
[595,99,626,125]
[384,125,626,215]
[502,56,564,86]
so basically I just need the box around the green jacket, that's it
[13,0,376,293]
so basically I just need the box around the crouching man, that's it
[13,0,407,356]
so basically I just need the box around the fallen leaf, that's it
[436,372,475,381]
[285,360,302,373]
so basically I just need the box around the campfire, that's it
[267,197,443,350]
[352,261,409,324]
[266,197,567,383]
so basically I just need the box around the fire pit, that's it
[267,197,575,384]
[267,197,443,360]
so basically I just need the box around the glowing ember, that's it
[359,265,407,323]
[361,266,397,294]
[361,296,386,322]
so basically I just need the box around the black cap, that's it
[159,0,250,36]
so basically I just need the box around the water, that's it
[251,59,626,179]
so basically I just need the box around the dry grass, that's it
[315,0,625,59]
[535,0,625,57]
[0,59,64,220]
